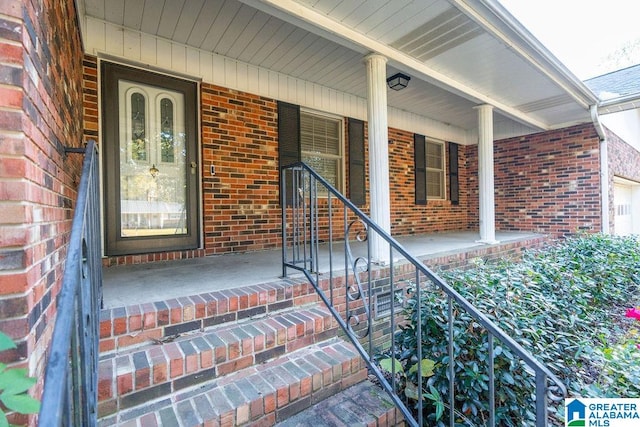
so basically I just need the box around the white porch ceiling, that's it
[79,0,599,139]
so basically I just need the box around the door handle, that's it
[190,161,197,175]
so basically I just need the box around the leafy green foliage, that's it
[0,332,40,427]
[378,234,640,426]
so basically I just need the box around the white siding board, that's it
[312,0,342,15]
[211,54,226,85]
[225,12,271,60]
[258,68,270,96]
[238,18,285,64]
[236,62,249,92]
[330,0,366,23]
[105,23,124,56]
[140,0,163,35]
[186,48,201,77]
[172,0,205,44]
[156,0,184,40]
[85,0,106,20]
[199,51,214,82]
[187,0,225,48]
[104,0,125,25]
[123,29,141,60]
[171,43,187,74]
[268,72,279,100]
[224,59,237,89]
[249,24,297,65]
[216,6,258,56]
[312,84,323,110]
[156,39,172,70]
[86,17,106,54]
[123,0,145,31]
[140,33,158,65]
[200,1,242,52]
[247,65,260,95]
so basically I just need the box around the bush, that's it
[379,234,640,426]
[0,332,40,427]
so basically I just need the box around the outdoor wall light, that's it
[386,73,411,91]
[149,164,159,178]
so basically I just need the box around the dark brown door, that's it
[102,62,199,255]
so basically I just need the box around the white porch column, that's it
[365,53,391,263]
[475,104,499,244]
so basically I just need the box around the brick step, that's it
[98,337,368,426]
[99,278,318,353]
[98,305,338,419]
[275,380,404,427]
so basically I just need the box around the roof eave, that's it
[453,0,599,110]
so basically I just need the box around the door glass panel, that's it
[160,98,175,163]
[119,81,187,237]
[130,92,147,161]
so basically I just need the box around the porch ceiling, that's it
[79,0,598,138]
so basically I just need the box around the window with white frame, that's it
[300,111,343,191]
[426,140,445,199]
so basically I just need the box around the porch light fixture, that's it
[149,164,159,178]
[386,73,411,91]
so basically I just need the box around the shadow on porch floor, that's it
[102,231,545,309]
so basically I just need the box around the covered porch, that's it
[102,230,546,308]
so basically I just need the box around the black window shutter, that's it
[348,118,365,206]
[448,142,459,205]
[277,101,300,206]
[414,134,427,205]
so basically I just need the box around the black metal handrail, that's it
[39,141,102,427]
[281,162,566,427]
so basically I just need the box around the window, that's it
[300,112,343,190]
[426,140,445,199]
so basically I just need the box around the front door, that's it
[102,62,199,255]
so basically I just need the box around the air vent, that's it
[375,289,404,319]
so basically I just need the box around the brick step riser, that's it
[99,279,321,353]
[99,339,369,427]
[98,307,339,419]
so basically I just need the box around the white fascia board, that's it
[454,0,598,109]
[598,94,640,114]
[239,0,552,131]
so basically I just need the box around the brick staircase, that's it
[97,278,403,426]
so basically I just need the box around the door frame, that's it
[101,61,200,256]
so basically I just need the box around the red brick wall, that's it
[492,124,602,237]
[0,0,84,421]
[605,127,640,233]
[201,83,281,254]
[388,129,475,234]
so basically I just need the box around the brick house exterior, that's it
[1,0,640,424]
[0,0,85,424]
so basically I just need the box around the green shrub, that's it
[0,332,40,427]
[379,234,640,426]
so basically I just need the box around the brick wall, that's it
[0,0,84,422]
[605,127,640,232]
[200,83,281,254]
[492,124,602,237]
[388,128,475,234]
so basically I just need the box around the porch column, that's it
[475,104,499,244]
[365,53,391,263]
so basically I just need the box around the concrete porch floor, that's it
[102,231,544,308]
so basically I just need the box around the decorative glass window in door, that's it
[130,92,147,161]
[119,81,187,237]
